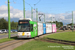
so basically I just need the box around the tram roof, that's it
[19,18,32,21]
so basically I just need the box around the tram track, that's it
[0,34,50,50]
[0,40,23,49]
[40,38,75,46]
[0,38,34,50]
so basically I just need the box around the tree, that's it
[56,21,63,28]
[0,18,18,30]
[46,21,63,28]
[0,18,8,29]
[11,21,18,29]
[67,23,72,26]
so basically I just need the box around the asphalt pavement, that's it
[0,33,17,39]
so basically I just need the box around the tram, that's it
[17,19,56,38]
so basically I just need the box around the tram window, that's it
[30,24,33,31]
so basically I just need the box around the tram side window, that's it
[30,24,33,31]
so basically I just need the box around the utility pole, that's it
[72,11,73,32]
[23,0,25,19]
[8,0,11,39]
[36,8,38,22]
[31,7,33,21]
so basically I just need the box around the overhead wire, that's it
[34,0,41,9]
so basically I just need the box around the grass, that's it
[44,31,75,41]
[14,40,75,50]
[57,29,63,32]
[0,36,17,43]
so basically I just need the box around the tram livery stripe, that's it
[22,32,25,36]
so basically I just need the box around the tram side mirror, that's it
[30,24,33,32]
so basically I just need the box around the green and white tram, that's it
[17,19,38,38]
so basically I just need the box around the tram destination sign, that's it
[19,21,29,24]
[18,20,30,25]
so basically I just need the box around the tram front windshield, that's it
[18,24,30,32]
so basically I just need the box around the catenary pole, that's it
[54,17,56,24]
[36,8,38,22]
[25,2,33,20]
[51,17,52,24]
[72,11,73,32]
[23,0,25,18]
[8,0,11,39]
[31,7,33,21]
[53,17,56,24]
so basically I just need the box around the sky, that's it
[0,0,75,25]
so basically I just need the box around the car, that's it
[7,30,13,33]
[0,30,3,33]
[11,30,17,32]
[70,26,75,30]
[1,29,8,33]
[59,26,68,30]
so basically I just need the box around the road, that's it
[0,33,17,39]
[0,30,72,39]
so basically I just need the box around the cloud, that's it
[44,12,75,25]
[0,5,38,22]
[0,5,75,25]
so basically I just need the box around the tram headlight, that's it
[27,33,29,35]
[18,33,20,35]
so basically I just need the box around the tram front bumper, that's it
[17,32,31,38]
[17,35,31,38]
